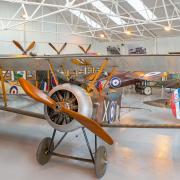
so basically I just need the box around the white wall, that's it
[1,1,180,55]
[156,36,180,54]
[0,1,102,55]
[126,39,155,54]
[125,36,180,55]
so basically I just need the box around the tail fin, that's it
[170,88,180,119]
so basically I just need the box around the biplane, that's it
[1,52,180,178]
[83,70,162,95]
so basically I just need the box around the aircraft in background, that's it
[74,70,162,95]
[160,79,180,90]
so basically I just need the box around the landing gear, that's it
[36,128,108,178]
[135,80,152,95]
[36,137,54,165]
[143,86,152,95]
[95,146,107,178]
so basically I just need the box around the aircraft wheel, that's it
[36,137,54,165]
[95,146,107,178]
[143,86,152,95]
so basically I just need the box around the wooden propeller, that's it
[48,42,67,54]
[78,45,86,54]
[48,43,59,54]
[13,40,26,54]
[19,78,113,145]
[13,40,35,55]
[59,42,67,54]
[72,58,91,66]
[79,44,91,54]
[85,44,91,53]
[25,41,35,53]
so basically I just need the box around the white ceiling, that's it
[1,0,180,41]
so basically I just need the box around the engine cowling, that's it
[44,83,93,132]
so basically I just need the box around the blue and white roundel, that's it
[110,77,121,88]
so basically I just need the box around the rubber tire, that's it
[95,146,107,179]
[36,137,54,165]
[143,86,152,95]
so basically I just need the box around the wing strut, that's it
[87,58,109,92]
[0,68,7,107]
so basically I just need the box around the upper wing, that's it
[0,54,180,71]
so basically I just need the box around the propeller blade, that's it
[25,41,35,53]
[58,42,67,54]
[19,78,56,109]
[78,45,86,54]
[72,59,91,66]
[19,78,113,145]
[48,43,59,54]
[85,44,91,53]
[13,40,26,54]
[61,106,113,145]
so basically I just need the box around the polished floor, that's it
[0,88,180,180]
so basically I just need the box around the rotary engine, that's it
[44,83,93,132]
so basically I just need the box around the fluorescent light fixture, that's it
[90,0,126,25]
[70,9,101,29]
[125,0,157,20]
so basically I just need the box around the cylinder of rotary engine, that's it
[44,83,93,132]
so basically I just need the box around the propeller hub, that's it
[55,104,61,111]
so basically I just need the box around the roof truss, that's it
[1,0,180,41]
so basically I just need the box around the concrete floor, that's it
[1,88,180,180]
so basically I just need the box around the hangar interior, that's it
[1,0,180,179]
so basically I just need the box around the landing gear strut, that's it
[36,128,108,178]
[135,80,152,95]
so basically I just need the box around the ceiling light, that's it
[164,26,171,31]
[22,13,28,19]
[100,33,105,38]
[70,9,101,29]
[125,30,131,35]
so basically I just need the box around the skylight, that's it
[125,0,157,20]
[70,9,101,29]
[90,0,126,25]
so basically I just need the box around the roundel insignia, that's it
[170,88,180,119]
[109,77,121,88]
[108,101,116,123]
[10,85,18,94]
